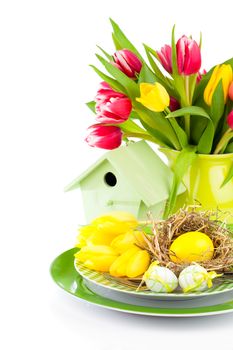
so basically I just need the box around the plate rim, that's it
[74,258,233,299]
[51,248,233,317]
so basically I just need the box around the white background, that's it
[1,0,233,349]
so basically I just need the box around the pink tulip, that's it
[176,35,201,75]
[197,69,207,83]
[157,45,172,74]
[112,49,142,78]
[228,81,233,101]
[85,124,123,150]
[227,110,233,129]
[95,82,132,124]
[169,96,180,111]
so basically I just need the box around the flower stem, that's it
[164,107,182,150]
[184,76,190,141]
[213,129,233,154]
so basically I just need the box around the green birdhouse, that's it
[65,141,185,222]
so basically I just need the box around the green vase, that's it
[160,149,233,224]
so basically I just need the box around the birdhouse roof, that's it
[65,141,183,207]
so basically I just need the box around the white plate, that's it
[75,259,233,301]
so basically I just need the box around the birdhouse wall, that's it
[80,160,141,222]
[138,201,166,220]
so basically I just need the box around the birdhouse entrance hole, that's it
[104,172,117,187]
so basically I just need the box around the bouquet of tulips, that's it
[84,19,233,216]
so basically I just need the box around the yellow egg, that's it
[169,231,214,263]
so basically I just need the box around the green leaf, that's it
[193,67,214,103]
[210,80,225,127]
[89,65,126,93]
[139,119,173,148]
[119,119,146,134]
[225,142,233,153]
[143,44,177,97]
[224,57,233,68]
[96,54,139,98]
[168,118,187,149]
[163,146,197,218]
[86,101,96,113]
[170,25,186,104]
[166,106,210,149]
[109,19,144,61]
[171,25,178,76]
[166,106,211,119]
[135,107,181,150]
[129,110,139,119]
[97,45,113,61]
[112,33,122,50]
[197,120,215,153]
[138,63,157,84]
[221,163,233,187]
[143,45,168,81]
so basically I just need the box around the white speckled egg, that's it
[143,262,178,293]
[179,264,219,293]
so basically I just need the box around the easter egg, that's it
[169,231,214,263]
[143,262,178,293]
[179,264,219,293]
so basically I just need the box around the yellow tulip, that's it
[109,246,150,278]
[98,211,137,223]
[136,82,170,112]
[111,230,146,254]
[204,64,233,106]
[75,245,118,272]
[91,215,138,235]
[75,212,138,248]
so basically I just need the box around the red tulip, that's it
[157,45,172,74]
[112,49,142,78]
[169,96,180,111]
[227,110,233,129]
[95,82,132,124]
[228,81,233,101]
[85,124,123,150]
[95,82,123,102]
[197,69,207,83]
[176,35,201,75]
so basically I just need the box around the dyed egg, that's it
[143,262,178,293]
[169,231,214,263]
[179,264,219,293]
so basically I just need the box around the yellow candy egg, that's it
[169,231,214,263]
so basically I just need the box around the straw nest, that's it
[138,207,233,275]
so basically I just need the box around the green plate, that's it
[50,248,233,317]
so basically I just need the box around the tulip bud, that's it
[169,96,180,112]
[109,246,150,278]
[91,214,138,235]
[112,49,142,78]
[75,245,118,272]
[227,110,233,129]
[95,82,132,124]
[228,81,233,101]
[176,35,201,75]
[204,64,233,106]
[136,82,170,112]
[85,124,122,150]
[111,230,145,254]
[157,44,172,74]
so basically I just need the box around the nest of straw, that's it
[139,207,233,275]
